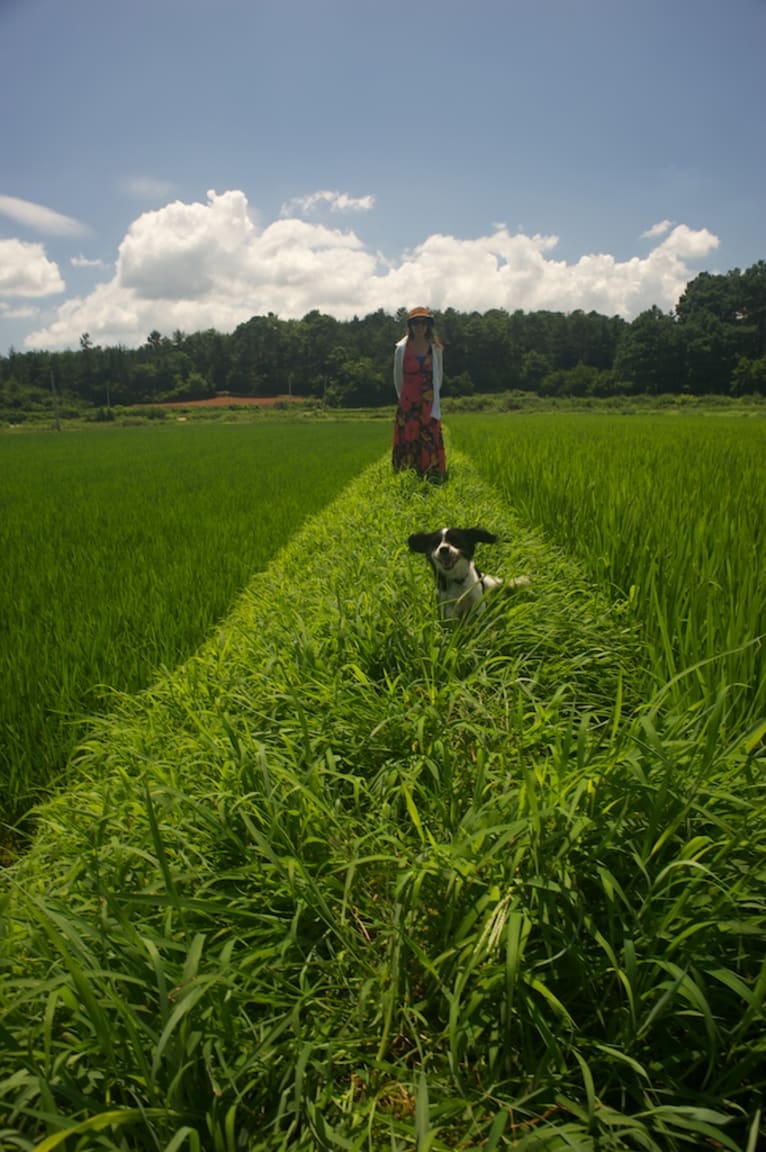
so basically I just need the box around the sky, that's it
[0,0,764,355]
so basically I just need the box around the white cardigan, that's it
[393,335,443,421]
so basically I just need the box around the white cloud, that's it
[71,254,108,269]
[0,302,39,320]
[117,189,256,299]
[642,219,674,239]
[280,189,375,217]
[19,188,721,350]
[0,194,86,236]
[656,223,719,260]
[0,238,66,297]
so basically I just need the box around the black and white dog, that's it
[408,526,528,620]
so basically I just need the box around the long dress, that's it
[391,343,447,478]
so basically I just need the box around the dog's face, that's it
[408,526,497,584]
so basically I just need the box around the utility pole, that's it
[50,368,61,431]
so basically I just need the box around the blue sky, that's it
[0,0,763,353]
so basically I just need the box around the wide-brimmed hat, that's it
[408,306,433,321]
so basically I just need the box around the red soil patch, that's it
[154,394,306,409]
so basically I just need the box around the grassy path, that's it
[2,452,763,1150]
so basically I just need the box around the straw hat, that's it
[407,306,433,321]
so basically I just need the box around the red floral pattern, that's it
[392,345,447,478]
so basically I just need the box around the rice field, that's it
[451,411,766,734]
[1,412,764,1151]
[0,421,386,834]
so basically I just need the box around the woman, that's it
[392,306,447,480]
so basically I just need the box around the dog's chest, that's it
[434,563,485,616]
[435,568,478,593]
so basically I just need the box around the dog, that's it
[408,526,528,620]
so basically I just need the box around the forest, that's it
[1,260,764,418]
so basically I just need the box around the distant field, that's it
[0,420,386,832]
[153,393,304,408]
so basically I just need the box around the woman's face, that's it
[410,318,429,337]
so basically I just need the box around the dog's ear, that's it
[466,527,498,546]
[408,531,437,554]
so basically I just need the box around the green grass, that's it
[0,421,386,836]
[450,411,766,734]
[2,449,763,1150]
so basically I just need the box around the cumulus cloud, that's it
[0,194,86,236]
[117,189,255,299]
[656,223,719,260]
[19,188,721,350]
[642,219,674,239]
[0,302,39,320]
[280,189,375,217]
[0,238,66,297]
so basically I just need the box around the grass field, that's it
[1,413,764,1150]
[451,412,766,734]
[0,421,387,836]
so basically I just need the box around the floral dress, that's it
[392,344,447,478]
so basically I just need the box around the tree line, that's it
[1,261,764,418]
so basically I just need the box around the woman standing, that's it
[392,306,447,480]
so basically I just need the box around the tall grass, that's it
[451,412,766,733]
[0,421,385,834]
[2,452,763,1150]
